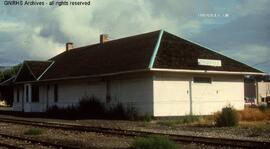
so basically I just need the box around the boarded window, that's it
[194,77,212,84]
[32,85,39,103]
[54,84,58,103]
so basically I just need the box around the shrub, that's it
[46,96,140,120]
[132,136,178,149]
[47,105,59,113]
[78,95,105,116]
[215,105,239,127]
[107,103,126,119]
[125,105,139,120]
[24,128,42,135]
[107,103,139,120]
[47,105,78,117]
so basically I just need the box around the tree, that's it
[0,71,4,82]
[0,64,21,83]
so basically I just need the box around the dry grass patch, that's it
[238,108,270,121]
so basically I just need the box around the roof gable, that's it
[25,61,53,78]
[14,61,53,83]
[14,63,36,83]
[153,31,262,73]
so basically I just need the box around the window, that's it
[194,77,212,84]
[54,84,58,103]
[25,85,29,102]
[106,81,111,103]
[16,88,20,102]
[31,85,39,103]
[46,85,50,99]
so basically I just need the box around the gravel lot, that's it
[0,114,269,148]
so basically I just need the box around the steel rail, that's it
[0,132,79,149]
[0,141,25,149]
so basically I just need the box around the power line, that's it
[252,59,270,66]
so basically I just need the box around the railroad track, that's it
[0,117,269,148]
[0,132,79,149]
[0,141,24,149]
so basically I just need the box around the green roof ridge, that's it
[149,29,164,68]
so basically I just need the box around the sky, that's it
[0,0,269,73]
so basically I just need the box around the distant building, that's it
[244,75,270,105]
[12,30,264,116]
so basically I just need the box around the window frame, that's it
[193,77,212,84]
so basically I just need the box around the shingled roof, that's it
[15,30,263,83]
[154,31,261,72]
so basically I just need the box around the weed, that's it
[157,115,200,127]
[141,113,153,122]
[24,128,42,135]
[132,136,178,149]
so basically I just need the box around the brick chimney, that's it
[66,42,74,51]
[100,34,109,44]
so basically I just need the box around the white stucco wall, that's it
[153,72,245,116]
[153,74,190,116]
[35,80,107,112]
[13,72,245,116]
[16,73,153,114]
[192,75,244,115]
[110,75,153,115]
[56,81,106,108]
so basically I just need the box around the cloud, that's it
[0,0,205,66]
[0,0,269,73]
[191,1,270,73]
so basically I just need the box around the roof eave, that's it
[14,68,151,84]
[150,68,265,76]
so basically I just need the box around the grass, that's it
[24,128,42,135]
[239,121,270,137]
[157,115,201,127]
[239,121,270,130]
[238,107,270,121]
[132,136,178,149]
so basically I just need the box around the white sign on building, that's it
[198,59,222,67]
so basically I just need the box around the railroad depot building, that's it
[12,30,264,116]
